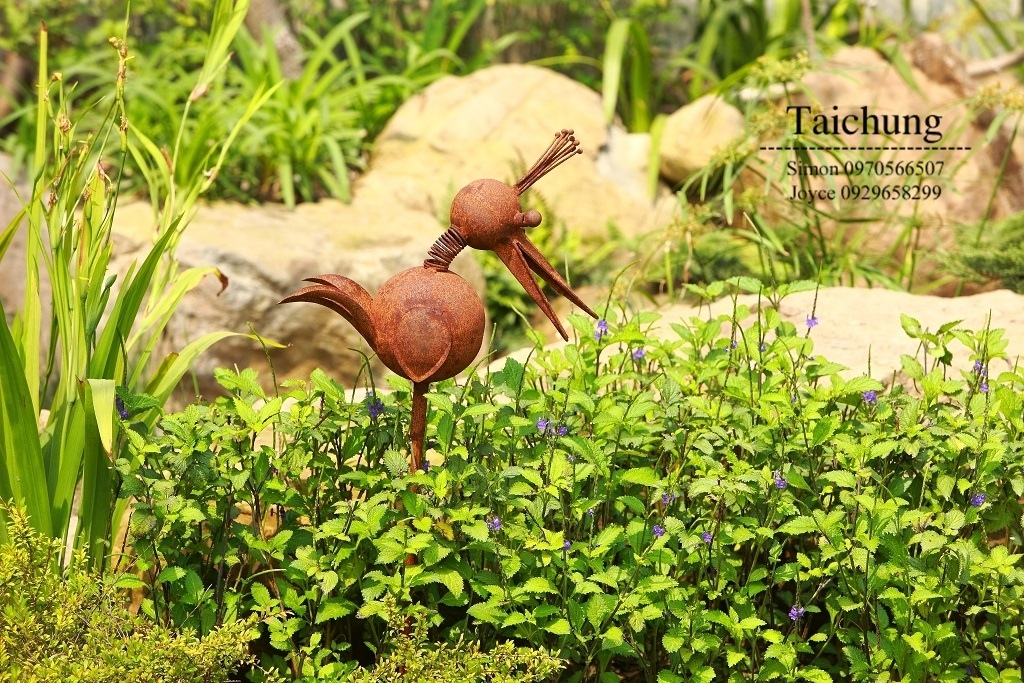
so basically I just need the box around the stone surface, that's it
[659,95,746,184]
[367,63,676,240]
[501,287,1024,387]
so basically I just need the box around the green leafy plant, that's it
[0,0,266,570]
[223,15,372,206]
[116,279,1023,681]
[0,501,258,682]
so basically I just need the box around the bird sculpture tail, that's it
[279,274,377,350]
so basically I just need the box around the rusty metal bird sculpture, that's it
[280,129,597,472]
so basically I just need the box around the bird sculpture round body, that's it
[281,129,597,472]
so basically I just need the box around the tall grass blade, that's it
[0,301,50,538]
[602,18,631,126]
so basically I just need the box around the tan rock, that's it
[368,63,676,240]
[659,95,746,184]
[500,287,1024,387]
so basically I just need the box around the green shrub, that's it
[0,502,257,683]
[116,280,1024,681]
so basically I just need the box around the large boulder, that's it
[366,63,676,240]
[501,287,1024,387]
[659,95,746,184]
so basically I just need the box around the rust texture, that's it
[280,129,598,472]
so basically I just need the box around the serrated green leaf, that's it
[383,450,409,478]
[250,582,273,607]
[798,667,834,683]
[156,566,187,585]
[778,515,818,535]
[663,627,685,653]
[437,568,464,597]
[545,618,571,635]
[113,574,147,590]
[587,593,617,628]
[461,403,496,418]
[463,519,489,543]
[522,576,557,594]
[620,466,661,486]
[467,602,505,625]
[316,598,355,623]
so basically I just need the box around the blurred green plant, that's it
[224,15,373,206]
[0,500,258,682]
[3,0,518,207]
[0,0,267,571]
[944,210,1024,293]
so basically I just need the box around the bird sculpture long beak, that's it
[492,233,597,342]
[499,129,597,341]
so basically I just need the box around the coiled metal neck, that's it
[424,227,467,271]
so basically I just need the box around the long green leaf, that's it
[143,331,246,423]
[0,300,50,537]
[80,378,115,569]
[602,18,631,126]
[20,22,49,417]
[127,265,226,388]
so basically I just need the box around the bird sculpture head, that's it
[442,128,597,340]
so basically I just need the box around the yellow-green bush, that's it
[0,502,257,683]
[348,598,563,683]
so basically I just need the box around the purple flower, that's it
[862,390,877,405]
[556,425,569,437]
[115,396,130,420]
[759,343,766,352]
[730,339,738,350]
[486,516,502,532]
[806,314,819,329]
[562,540,572,551]
[586,507,595,517]
[974,359,986,376]
[788,605,806,621]
[366,394,385,419]
[652,524,666,538]
[701,531,713,544]
[421,460,431,473]
[661,492,677,506]
[567,454,575,463]
[773,470,788,490]
[536,417,549,432]
[970,492,987,507]
[594,319,609,341]
[632,348,646,360]
[980,381,989,393]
